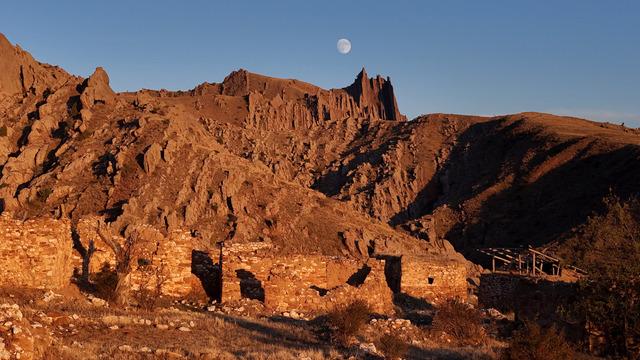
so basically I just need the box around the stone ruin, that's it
[396,255,469,304]
[0,214,73,290]
[220,243,393,313]
[0,215,470,313]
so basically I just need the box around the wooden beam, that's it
[528,248,560,263]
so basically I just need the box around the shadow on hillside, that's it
[388,116,640,257]
[311,120,411,196]
[206,307,497,359]
[390,118,548,226]
[457,144,640,258]
[208,312,335,356]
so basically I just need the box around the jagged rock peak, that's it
[87,67,112,89]
[0,33,12,50]
[221,68,249,96]
[0,33,71,97]
[0,33,40,96]
[345,67,406,121]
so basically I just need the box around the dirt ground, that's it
[0,286,505,360]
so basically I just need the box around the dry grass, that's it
[327,300,371,344]
[377,333,409,359]
[35,311,337,360]
[0,287,505,359]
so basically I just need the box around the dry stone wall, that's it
[0,214,73,290]
[478,273,576,321]
[400,255,468,304]
[221,244,393,313]
[130,230,202,298]
[0,211,469,313]
[74,218,204,298]
[322,259,393,313]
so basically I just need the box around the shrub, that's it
[432,299,486,346]
[327,300,371,344]
[502,322,575,360]
[132,258,167,311]
[36,187,53,202]
[377,333,408,359]
[560,194,640,358]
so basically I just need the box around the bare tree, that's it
[71,227,95,285]
[95,219,142,306]
[134,255,167,310]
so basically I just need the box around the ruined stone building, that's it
[0,214,470,314]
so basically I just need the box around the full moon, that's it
[337,38,351,54]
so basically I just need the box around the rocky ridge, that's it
[2,33,640,262]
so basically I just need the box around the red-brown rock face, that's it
[0,34,70,98]
[344,68,406,121]
[190,67,405,131]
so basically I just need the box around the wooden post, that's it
[532,252,536,276]
[518,255,522,274]
[492,256,496,272]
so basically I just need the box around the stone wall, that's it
[74,217,116,274]
[0,214,73,289]
[74,218,204,298]
[400,255,468,304]
[478,273,576,322]
[322,259,393,313]
[0,213,469,312]
[131,230,202,298]
[221,244,393,313]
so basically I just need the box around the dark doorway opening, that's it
[236,269,264,301]
[191,250,221,301]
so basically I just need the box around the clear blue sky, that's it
[2,1,639,125]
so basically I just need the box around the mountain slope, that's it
[2,33,640,262]
[0,34,454,260]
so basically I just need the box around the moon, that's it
[337,38,351,54]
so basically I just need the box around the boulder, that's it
[143,143,163,174]
[79,67,116,110]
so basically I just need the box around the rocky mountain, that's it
[1,32,640,261]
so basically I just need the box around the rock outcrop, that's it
[344,68,406,121]
[79,67,116,110]
[0,33,69,98]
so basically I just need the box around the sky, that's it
[2,1,639,126]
